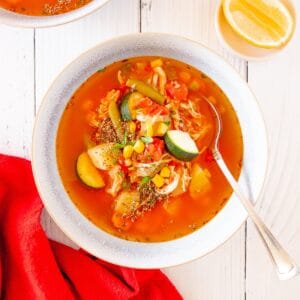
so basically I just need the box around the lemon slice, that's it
[222,0,295,48]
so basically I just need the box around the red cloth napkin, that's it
[0,154,182,300]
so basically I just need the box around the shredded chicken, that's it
[106,166,124,197]
[151,73,159,87]
[154,66,167,95]
[181,163,192,193]
[156,171,180,195]
[133,154,172,177]
[148,66,167,95]
[168,97,211,141]
[168,102,185,131]
[117,70,125,85]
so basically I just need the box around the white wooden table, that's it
[1,1,300,299]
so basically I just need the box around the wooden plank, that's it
[246,1,300,298]
[0,26,34,159]
[35,0,140,107]
[163,228,245,300]
[36,0,140,245]
[141,1,247,299]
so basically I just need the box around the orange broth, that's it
[0,0,91,16]
[56,56,243,242]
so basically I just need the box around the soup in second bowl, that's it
[56,56,243,242]
[0,0,91,16]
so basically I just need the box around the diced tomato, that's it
[144,138,164,161]
[118,156,129,173]
[137,97,153,108]
[144,63,152,73]
[147,143,156,153]
[169,160,181,167]
[152,138,164,150]
[146,144,156,160]
[131,63,153,78]
[204,148,215,163]
[148,104,169,116]
[137,97,169,116]
[153,150,163,161]
[117,84,129,98]
[152,138,164,161]
[166,80,188,101]
[136,122,141,133]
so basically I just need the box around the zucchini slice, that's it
[126,79,165,105]
[164,130,199,161]
[76,152,105,189]
[120,92,142,121]
[108,101,124,141]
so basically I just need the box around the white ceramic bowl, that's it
[32,33,268,269]
[0,0,109,28]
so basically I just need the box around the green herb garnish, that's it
[97,67,106,72]
[140,176,151,186]
[113,143,125,149]
[141,136,153,144]
[113,131,128,149]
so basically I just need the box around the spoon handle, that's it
[213,149,299,280]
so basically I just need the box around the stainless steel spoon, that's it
[204,97,299,280]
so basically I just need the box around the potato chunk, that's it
[114,191,140,216]
[87,143,120,170]
[189,163,211,199]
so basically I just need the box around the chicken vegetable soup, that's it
[56,57,243,242]
[0,0,91,16]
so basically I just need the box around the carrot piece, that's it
[111,213,132,231]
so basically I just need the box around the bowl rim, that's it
[32,32,269,268]
[0,0,110,28]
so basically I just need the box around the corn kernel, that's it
[128,121,136,133]
[123,145,134,159]
[152,174,165,188]
[146,121,154,137]
[160,167,171,178]
[136,62,146,70]
[179,71,192,83]
[155,122,169,136]
[188,79,200,91]
[133,140,145,154]
[151,59,163,68]
[124,159,132,167]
